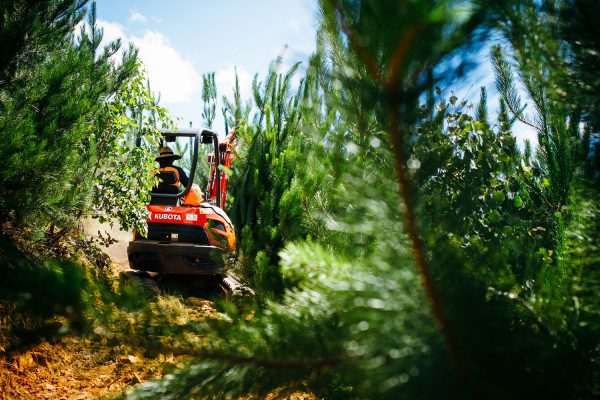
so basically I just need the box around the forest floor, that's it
[1,331,317,399]
[0,222,317,400]
[1,299,318,399]
[0,275,222,398]
[1,314,195,399]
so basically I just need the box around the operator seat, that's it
[150,170,181,205]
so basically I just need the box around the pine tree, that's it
[475,86,489,130]
[201,72,217,128]
[0,0,87,83]
[491,16,582,259]
[0,0,140,236]
[225,59,309,298]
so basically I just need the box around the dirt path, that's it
[0,224,318,399]
[0,299,316,400]
[82,218,130,271]
[0,294,224,399]
[0,221,203,399]
[1,337,172,399]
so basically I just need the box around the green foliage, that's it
[2,0,599,399]
[0,235,117,351]
[0,0,174,238]
[494,3,586,211]
[412,90,594,396]
[91,69,171,234]
[475,86,489,129]
[201,72,217,128]
[0,239,90,325]
[0,0,87,82]
[130,227,440,399]
[226,58,315,298]
[414,93,540,286]
[222,67,252,130]
[128,0,600,398]
[0,0,140,235]
[557,0,600,129]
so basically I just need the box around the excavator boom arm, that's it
[206,127,237,208]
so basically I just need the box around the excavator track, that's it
[119,270,254,303]
[219,274,256,302]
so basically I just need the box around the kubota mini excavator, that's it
[126,128,248,296]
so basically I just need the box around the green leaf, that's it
[514,195,523,208]
[492,191,506,205]
[488,210,501,224]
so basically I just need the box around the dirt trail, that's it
[1,337,172,399]
[0,221,197,399]
[82,218,130,271]
[0,224,318,399]
[0,294,222,399]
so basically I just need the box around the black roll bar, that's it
[213,134,221,208]
[148,128,216,200]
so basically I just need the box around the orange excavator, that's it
[126,128,249,295]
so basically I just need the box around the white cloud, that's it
[97,19,126,44]
[215,65,252,102]
[129,11,147,23]
[289,17,302,32]
[131,30,202,104]
[95,19,202,105]
[96,19,127,59]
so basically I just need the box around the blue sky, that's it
[96,1,536,144]
[97,0,318,132]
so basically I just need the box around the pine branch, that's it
[491,45,539,132]
[332,1,478,394]
[197,352,346,369]
[331,1,383,84]
[476,86,489,128]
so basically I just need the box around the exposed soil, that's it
[0,299,317,400]
[0,296,220,399]
[0,223,318,399]
[1,337,176,399]
[82,218,131,271]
